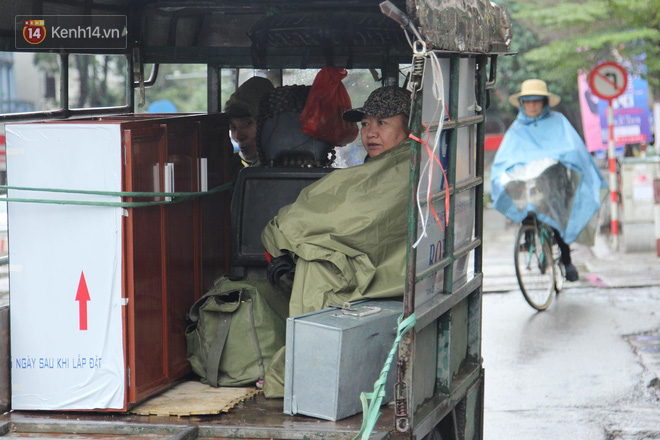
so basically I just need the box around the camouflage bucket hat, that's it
[342,86,412,122]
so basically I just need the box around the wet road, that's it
[483,287,660,439]
[481,208,660,439]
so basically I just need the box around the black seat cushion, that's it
[230,166,334,267]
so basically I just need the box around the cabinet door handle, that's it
[199,158,208,192]
[164,162,175,201]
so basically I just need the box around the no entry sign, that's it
[588,61,628,101]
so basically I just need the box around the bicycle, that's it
[514,214,565,311]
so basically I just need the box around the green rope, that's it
[353,312,417,440]
[0,182,233,208]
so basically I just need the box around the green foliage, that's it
[510,0,660,93]
[488,1,547,128]
[516,0,610,28]
[33,54,128,108]
[137,64,211,113]
[33,53,60,76]
[488,0,660,136]
[33,55,213,113]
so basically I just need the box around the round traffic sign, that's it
[588,62,628,101]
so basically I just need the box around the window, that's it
[136,64,207,114]
[68,54,128,109]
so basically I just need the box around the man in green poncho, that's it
[260,86,413,397]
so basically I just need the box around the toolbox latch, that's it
[327,302,382,317]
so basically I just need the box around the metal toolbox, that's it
[283,300,402,421]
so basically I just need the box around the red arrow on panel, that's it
[75,271,91,331]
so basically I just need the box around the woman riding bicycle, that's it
[490,79,608,282]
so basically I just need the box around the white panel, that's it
[457,58,477,184]
[6,123,125,410]
[421,57,450,125]
[418,57,477,195]
[457,58,477,118]
[415,189,475,307]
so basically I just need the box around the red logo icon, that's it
[23,20,46,45]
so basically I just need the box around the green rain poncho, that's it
[261,140,411,318]
[260,140,410,397]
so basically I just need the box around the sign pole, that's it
[607,100,618,250]
[588,61,627,252]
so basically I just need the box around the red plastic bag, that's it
[300,66,359,146]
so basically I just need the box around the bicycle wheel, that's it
[514,223,556,310]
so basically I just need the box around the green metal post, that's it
[397,80,424,435]
[474,55,490,440]
[475,56,487,275]
[443,56,460,294]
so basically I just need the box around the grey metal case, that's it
[283,300,402,421]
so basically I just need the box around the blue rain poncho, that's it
[490,106,608,244]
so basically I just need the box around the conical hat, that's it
[508,79,561,107]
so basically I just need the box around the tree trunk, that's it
[75,56,89,108]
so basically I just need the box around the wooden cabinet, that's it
[7,114,233,410]
[122,115,233,405]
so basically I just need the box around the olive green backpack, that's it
[185,277,289,387]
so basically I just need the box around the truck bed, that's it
[0,392,394,439]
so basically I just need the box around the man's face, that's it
[229,116,257,161]
[360,114,408,158]
[522,99,545,118]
